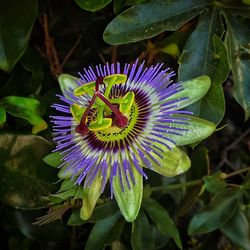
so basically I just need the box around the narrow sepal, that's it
[113,167,143,222]
[166,75,211,110]
[165,115,216,146]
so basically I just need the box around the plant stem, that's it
[149,166,250,192]
[224,166,250,179]
[150,179,202,192]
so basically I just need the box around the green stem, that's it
[150,179,202,192]
[224,166,250,179]
[149,167,250,193]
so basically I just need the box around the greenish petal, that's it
[150,146,191,177]
[165,75,211,110]
[165,115,216,146]
[80,175,104,221]
[58,74,79,96]
[113,166,143,222]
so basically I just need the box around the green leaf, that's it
[50,187,78,200]
[221,208,250,250]
[89,201,119,222]
[58,74,79,96]
[131,210,154,250]
[0,0,37,72]
[1,96,47,134]
[166,115,216,146]
[0,106,6,124]
[225,15,250,120]
[166,75,211,110]
[103,0,210,45]
[143,198,182,249]
[80,175,104,220]
[189,146,209,180]
[218,1,250,18]
[106,218,125,244]
[113,165,143,222]
[125,0,149,5]
[179,7,229,125]
[204,171,227,194]
[43,152,61,168]
[150,146,191,177]
[188,188,242,235]
[67,209,84,226]
[74,0,112,12]
[85,212,120,250]
[20,47,44,94]
[0,134,57,209]
[157,27,193,58]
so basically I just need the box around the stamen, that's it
[75,94,97,135]
[75,77,128,135]
[95,92,128,128]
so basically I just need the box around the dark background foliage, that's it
[0,0,250,249]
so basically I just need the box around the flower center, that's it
[72,74,135,136]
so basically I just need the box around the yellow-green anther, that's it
[89,118,112,131]
[103,74,127,85]
[110,98,128,104]
[120,91,135,113]
[104,75,117,98]
[74,81,95,96]
[103,74,127,98]
[70,104,86,123]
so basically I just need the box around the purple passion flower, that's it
[51,61,203,196]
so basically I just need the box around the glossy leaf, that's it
[43,152,61,168]
[0,106,6,124]
[0,134,57,209]
[167,75,211,110]
[103,0,210,45]
[74,0,112,12]
[20,47,44,94]
[189,146,209,180]
[150,146,191,177]
[0,0,37,72]
[225,15,250,120]
[106,218,125,244]
[219,1,250,18]
[80,175,104,220]
[188,188,242,235]
[204,171,227,193]
[221,208,250,250]
[1,96,47,134]
[166,115,216,146]
[157,25,193,58]
[89,201,119,222]
[113,165,143,222]
[67,209,84,226]
[85,212,120,250]
[131,210,154,250]
[143,198,182,249]
[179,8,229,125]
